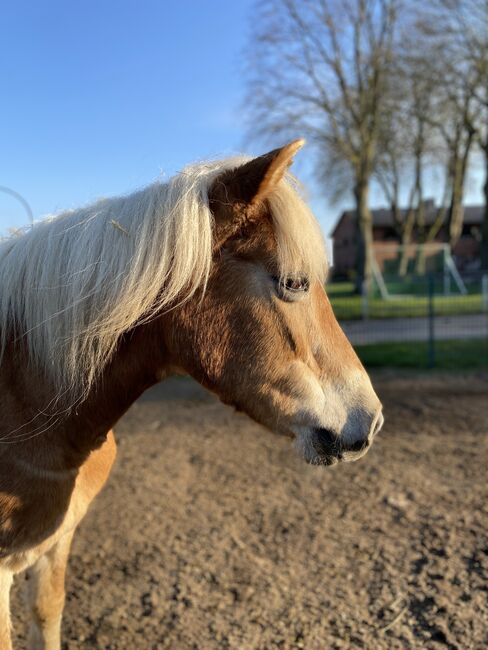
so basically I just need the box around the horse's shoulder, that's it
[77,429,117,502]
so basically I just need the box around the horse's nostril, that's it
[314,427,339,453]
[314,420,378,458]
[346,438,369,453]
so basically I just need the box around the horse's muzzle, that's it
[312,411,384,465]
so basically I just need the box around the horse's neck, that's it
[0,317,172,471]
[0,321,164,558]
[63,318,175,463]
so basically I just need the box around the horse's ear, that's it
[212,139,305,207]
[209,139,305,248]
[236,138,305,204]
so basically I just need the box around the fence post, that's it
[427,273,435,368]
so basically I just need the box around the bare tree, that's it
[451,0,488,267]
[411,0,487,268]
[376,0,485,275]
[244,0,399,291]
[374,55,436,275]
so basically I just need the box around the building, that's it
[331,201,484,277]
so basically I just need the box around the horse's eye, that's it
[273,275,310,300]
[283,277,309,292]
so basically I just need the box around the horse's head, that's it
[169,141,383,466]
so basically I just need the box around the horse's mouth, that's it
[306,445,371,466]
[307,453,341,467]
[294,426,373,466]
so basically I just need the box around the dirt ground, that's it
[11,372,488,649]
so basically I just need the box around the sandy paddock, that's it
[11,372,488,649]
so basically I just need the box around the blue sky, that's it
[0,1,484,237]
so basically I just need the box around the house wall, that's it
[332,213,482,277]
[332,213,356,277]
[453,236,480,271]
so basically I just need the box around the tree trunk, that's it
[448,131,474,249]
[401,134,424,277]
[415,157,452,275]
[397,169,420,277]
[354,181,373,294]
[399,208,418,277]
[415,204,447,275]
[448,198,464,249]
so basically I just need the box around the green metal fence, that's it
[328,272,488,369]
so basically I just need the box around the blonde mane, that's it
[0,157,326,401]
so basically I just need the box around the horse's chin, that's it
[302,448,370,467]
[222,408,375,467]
[305,454,341,467]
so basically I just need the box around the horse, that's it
[0,140,383,649]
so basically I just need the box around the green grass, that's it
[355,339,488,369]
[327,281,485,320]
[327,281,356,297]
